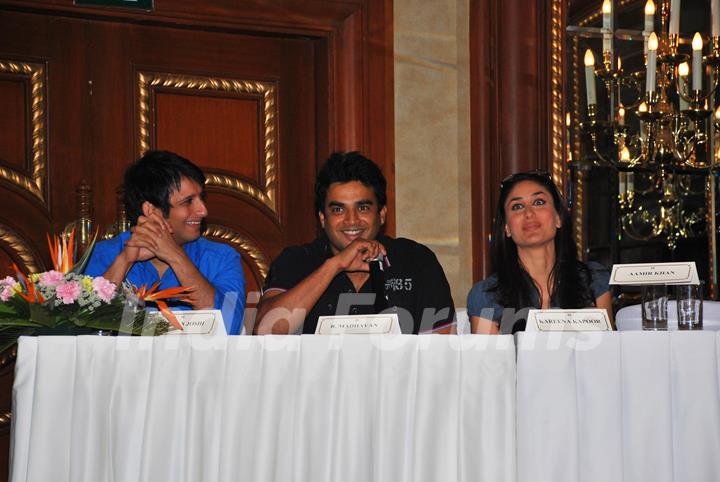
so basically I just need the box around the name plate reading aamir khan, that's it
[609,261,699,285]
[526,309,611,332]
[315,314,401,335]
[164,310,226,335]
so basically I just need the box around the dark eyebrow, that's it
[327,201,346,208]
[507,191,547,203]
[357,199,374,205]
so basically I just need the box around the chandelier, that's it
[570,0,716,250]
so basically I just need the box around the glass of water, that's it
[676,283,703,330]
[642,284,668,331]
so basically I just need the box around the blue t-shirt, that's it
[84,232,246,335]
[466,261,610,332]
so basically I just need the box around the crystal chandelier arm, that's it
[589,131,618,166]
[619,75,645,109]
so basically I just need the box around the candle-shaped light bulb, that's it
[648,32,658,50]
[647,33,658,93]
[645,0,655,32]
[602,0,613,54]
[618,105,625,125]
[714,105,720,119]
[692,32,703,91]
[645,0,655,15]
[584,49,597,106]
[713,0,720,38]
[679,61,689,77]
[639,101,648,113]
[669,0,681,36]
[620,146,630,162]
[565,112,571,127]
[617,56,622,71]
[678,62,690,110]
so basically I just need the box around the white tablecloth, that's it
[11,335,516,482]
[516,332,720,482]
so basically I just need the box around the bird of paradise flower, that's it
[134,283,193,331]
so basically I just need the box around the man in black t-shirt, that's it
[254,152,455,335]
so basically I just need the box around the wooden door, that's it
[0,11,94,276]
[86,20,320,296]
[0,1,393,478]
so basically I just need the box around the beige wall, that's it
[394,0,473,307]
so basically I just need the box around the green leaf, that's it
[72,231,98,276]
[0,318,43,327]
[28,304,57,328]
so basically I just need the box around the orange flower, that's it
[47,230,75,273]
[12,263,44,304]
[135,283,193,331]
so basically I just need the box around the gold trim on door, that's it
[204,224,269,279]
[0,223,41,274]
[0,60,47,205]
[136,71,278,213]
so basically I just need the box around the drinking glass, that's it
[642,284,668,331]
[676,283,703,330]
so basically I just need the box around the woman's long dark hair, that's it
[491,172,595,314]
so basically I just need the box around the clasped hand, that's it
[332,239,387,273]
[122,202,181,264]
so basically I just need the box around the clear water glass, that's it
[676,283,703,330]
[642,284,668,331]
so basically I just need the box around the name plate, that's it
[526,309,611,332]
[609,261,699,285]
[164,310,226,335]
[315,314,401,335]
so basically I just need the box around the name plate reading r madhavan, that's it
[526,309,611,332]
[315,314,401,335]
[609,261,699,285]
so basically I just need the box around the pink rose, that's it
[92,277,116,303]
[0,286,13,302]
[55,281,81,305]
[0,276,14,287]
[39,270,65,288]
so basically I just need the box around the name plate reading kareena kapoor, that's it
[165,310,226,335]
[609,262,699,285]
[315,314,401,335]
[526,309,611,332]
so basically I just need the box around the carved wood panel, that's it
[0,2,393,477]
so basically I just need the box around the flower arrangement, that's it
[0,230,189,352]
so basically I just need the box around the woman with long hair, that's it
[468,171,612,334]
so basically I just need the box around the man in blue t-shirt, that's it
[85,151,245,334]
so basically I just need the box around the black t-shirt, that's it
[263,234,456,334]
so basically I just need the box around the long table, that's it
[11,335,517,482]
[10,333,720,482]
[517,331,720,482]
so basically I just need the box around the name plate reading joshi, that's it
[316,314,401,335]
[526,309,611,332]
[164,310,225,335]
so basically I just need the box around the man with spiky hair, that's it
[85,150,245,334]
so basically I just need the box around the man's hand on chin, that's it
[332,239,386,273]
